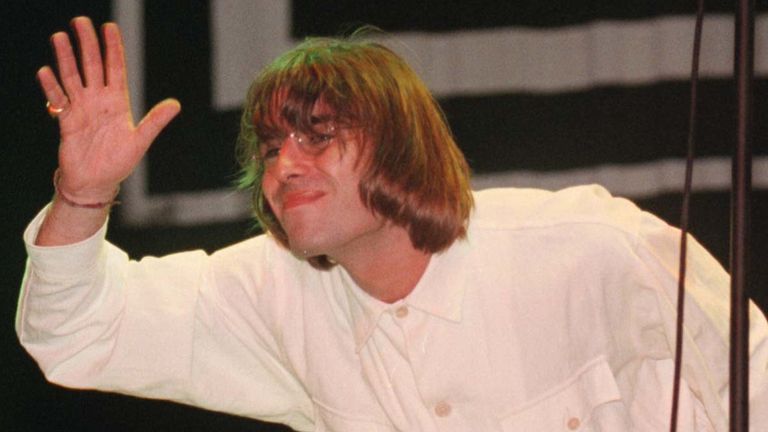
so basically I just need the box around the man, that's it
[18,16,768,431]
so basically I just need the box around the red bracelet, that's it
[53,169,121,209]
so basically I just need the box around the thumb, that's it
[136,98,181,145]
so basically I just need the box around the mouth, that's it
[281,190,326,211]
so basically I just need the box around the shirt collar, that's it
[339,237,473,352]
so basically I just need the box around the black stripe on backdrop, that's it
[447,79,768,173]
[145,1,242,194]
[292,0,768,35]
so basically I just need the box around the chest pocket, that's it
[500,358,625,431]
[312,398,396,432]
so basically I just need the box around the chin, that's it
[286,236,326,259]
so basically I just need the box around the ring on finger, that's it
[46,100,68,117]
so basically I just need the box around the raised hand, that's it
[35,17,180,246]
[38,16,180,204]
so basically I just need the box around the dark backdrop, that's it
[3,1,766,431]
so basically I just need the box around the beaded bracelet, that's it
[53,169,121,209]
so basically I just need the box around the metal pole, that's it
[730,0,753,430]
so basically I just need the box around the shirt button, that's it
[434,401,452,417]
[567,417,581,430]
[395,306,409,318]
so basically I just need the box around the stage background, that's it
[3,1,767,430]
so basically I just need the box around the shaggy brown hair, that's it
[237,34,473,269]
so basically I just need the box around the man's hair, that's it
[237,33,474,269]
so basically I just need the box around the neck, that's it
[332,225,431,303]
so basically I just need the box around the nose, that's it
[270,134,308,182]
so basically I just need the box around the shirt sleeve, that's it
[625,208,768,431]
[15,205,315,431]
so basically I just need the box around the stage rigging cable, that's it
[668,0,753,431]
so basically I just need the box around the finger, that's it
[71,17,104,87]
[136,99,182,147]
[37,66,71,117]
[102,22,126,90]
[51,32,83,97]
[37,66,68,104]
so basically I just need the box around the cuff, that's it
[23,203,109,279]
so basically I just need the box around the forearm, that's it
[18,205,116,383]
[19,221,290,419]
[18,209,191,393]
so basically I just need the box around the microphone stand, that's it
[730,0,753,430]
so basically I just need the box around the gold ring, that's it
[46,101,67,117]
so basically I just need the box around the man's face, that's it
[259,100,386,261]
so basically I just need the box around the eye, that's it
[259,137,281,160]
[263,147,280,159]
[308,133,334,147]
[304,123,337,152]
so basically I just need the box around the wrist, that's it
[36,198,110,246]
[53,168,121,209]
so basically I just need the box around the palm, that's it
[58,87,140,184]
[39,17,179,200]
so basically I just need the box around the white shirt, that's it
[17,185,768,431]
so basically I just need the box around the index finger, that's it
[102,22,127,90]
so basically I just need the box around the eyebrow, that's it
[309,114,335,125]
